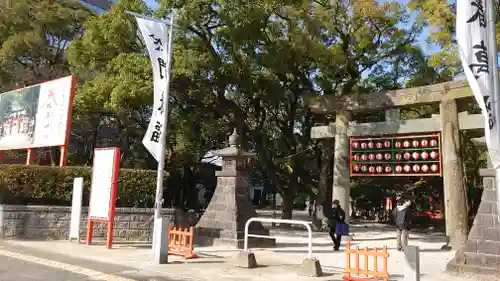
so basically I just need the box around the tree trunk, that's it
[281,189,294,221]
[183,165,198,210]
[281,165,300,223]
[312,139,334,231]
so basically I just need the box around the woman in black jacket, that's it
[328,199,346,251]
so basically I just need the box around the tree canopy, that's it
[0,0,92,92]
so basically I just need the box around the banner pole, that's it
[152,16,175,252]
[486,0,500,220]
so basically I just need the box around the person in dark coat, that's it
[328,199,346,251]
[392,199,412,251]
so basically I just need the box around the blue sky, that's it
[146,0,158,9]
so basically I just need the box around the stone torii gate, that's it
[308,80,484,249]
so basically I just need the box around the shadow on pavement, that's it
[351,235,447,243]
[273,242,337,248]
[272,249,347,254]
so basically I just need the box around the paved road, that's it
[0,256,86,280]
[0,243,189,281]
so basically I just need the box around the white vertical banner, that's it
[131,11,175,256]
[135,16,173,162]
[457,0,500,168]
[69,177,84,242]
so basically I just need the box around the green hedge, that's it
[0,165,165,208]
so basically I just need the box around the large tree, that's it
[157,0,420,218]
[409,0,500,75]
[0,0,92,92]
[68,0,229,208]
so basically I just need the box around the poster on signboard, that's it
[0,76,74,150]
[88,148,119,221]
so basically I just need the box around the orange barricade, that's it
[168,226,198,259]
[343,241,389,281]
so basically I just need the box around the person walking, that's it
[328,199,346,251]
[392,199,412,251]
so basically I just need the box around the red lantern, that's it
[353,154,360,161]
[369,154,376,160]
[395,141,402,148]
[430,139,438,147]
[353,165,360,172]
[361,154,368,161]
[430,151,438,159]
[395,153,402,160]
[403,140,410,148]
[376,153,383,160]
[376,166,383,173]
[368,166,375,173]
[421,139,429,147]
[385,166,392,173]
[384,141,391,148]
[412,140,419,147]
[361,165,368,172]
[421,151,429,160]
[352,141,359,149]
[431,164,439,172]
[403,165,411,172]
[376,142,383,149]
[404,152,411,160]
[412,151,419,160]
[413,165,420,172]
[361,142,367,149]
[368,142,374,149]
[421,165,429,173]
[384,153,391,160]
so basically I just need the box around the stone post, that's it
[332,110,351,223]
[195,129,275,248]
[404,246,420,281]
[439,99,468,249]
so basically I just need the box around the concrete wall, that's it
[0,205,192,241]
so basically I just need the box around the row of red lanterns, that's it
[352,164,440,174]
[351,139,438,149]
[353,151,439,161]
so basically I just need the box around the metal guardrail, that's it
[244,217,313,259]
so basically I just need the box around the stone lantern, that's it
[195,129,275,248]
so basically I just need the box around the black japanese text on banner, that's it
[457,0,500,168]
[135,17,172,162]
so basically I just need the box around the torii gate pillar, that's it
[332,110,352,222]
[440,99,468,249]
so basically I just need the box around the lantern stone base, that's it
[446,169,500,275]
[195,177,275,249]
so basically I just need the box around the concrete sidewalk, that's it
[0,226,490,281]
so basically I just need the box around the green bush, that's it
[0,164,166,208]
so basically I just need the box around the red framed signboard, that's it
[86,147,120,249]
[0,75,76,166]
[349,133,442,177]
